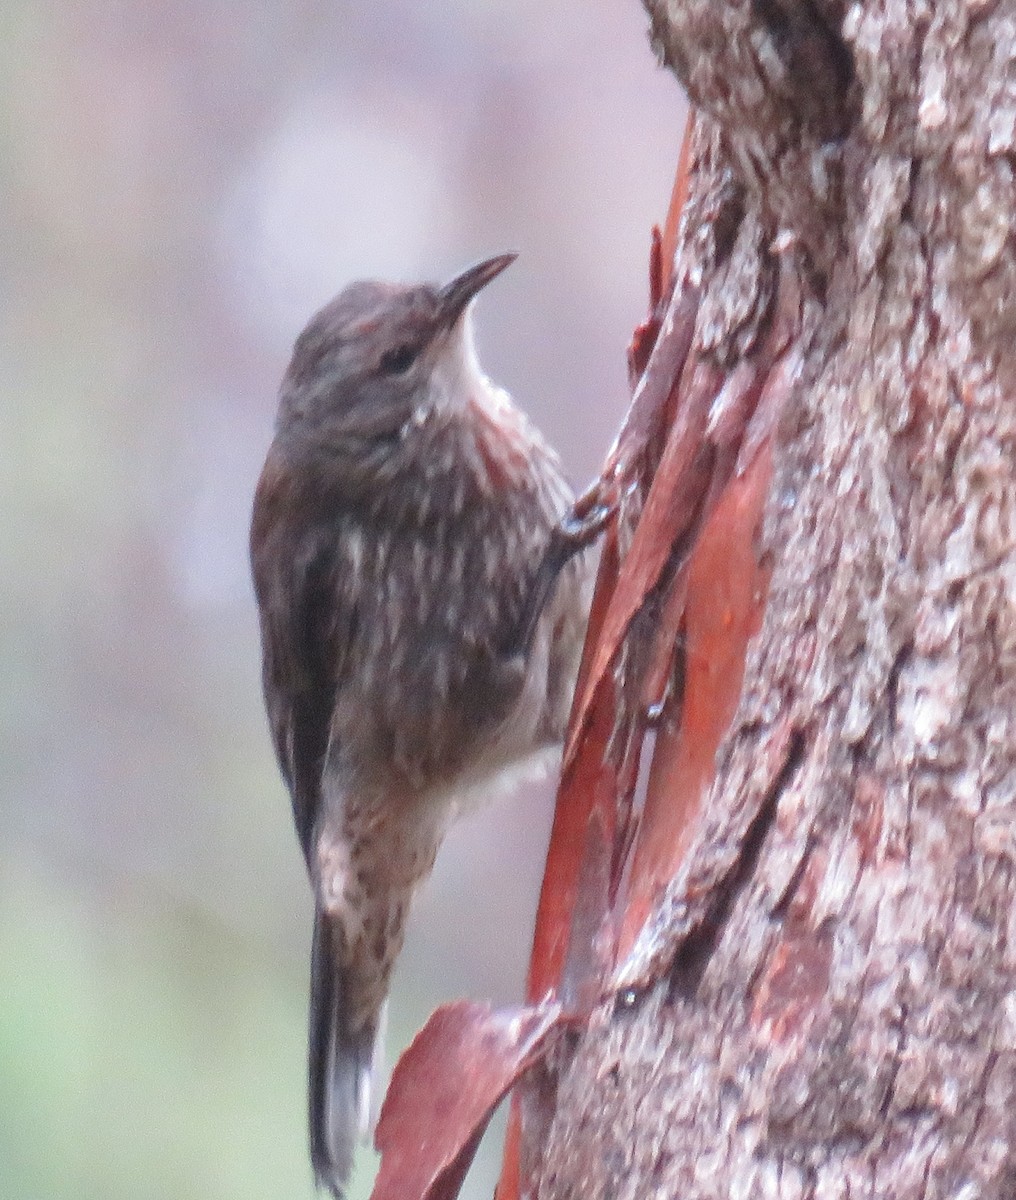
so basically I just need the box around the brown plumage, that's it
[250,256,595,1197]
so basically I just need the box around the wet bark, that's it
[532,2,1016,1196]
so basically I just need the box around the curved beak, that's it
[438,253,517,327]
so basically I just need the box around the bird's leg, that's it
[507,477,616,661]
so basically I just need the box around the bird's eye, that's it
[379,343,420,375]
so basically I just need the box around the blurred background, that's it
[0,2,684,1197]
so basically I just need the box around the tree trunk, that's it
[527,2,1016,1197]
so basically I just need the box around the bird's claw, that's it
[558,500,614,548]
[556,477,617,551]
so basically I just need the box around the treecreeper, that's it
[250,255,605,1196]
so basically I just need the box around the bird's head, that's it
[277,254,516,459]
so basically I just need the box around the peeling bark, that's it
[528,2,1016,1196]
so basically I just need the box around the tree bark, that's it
[527,2,1016,1197]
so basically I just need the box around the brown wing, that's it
[250,450,355,868]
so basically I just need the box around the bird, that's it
[250,254,599,1196]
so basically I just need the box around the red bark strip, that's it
[371,1000,561,1200]
[618,439,774,953]
[525,529,620,1008]
[496,113,703,1200]
[659,110,693,300]
[565,354,721,768]
[527,679,619,1007]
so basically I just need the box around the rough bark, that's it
[530,2,1016,1197]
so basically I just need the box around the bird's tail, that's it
[308,907,384,1199]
